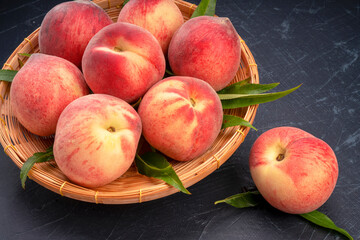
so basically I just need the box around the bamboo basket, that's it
[0,0,259,204]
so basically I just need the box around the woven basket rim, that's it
[0,0,259,204]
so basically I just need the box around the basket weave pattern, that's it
[0,0,259,204]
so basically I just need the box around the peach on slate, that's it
[249,127,339,214]
[118,0,184,55]
[138,76,223,162]
[168,16,241,91]
[54,94,142,188]
[10,53,89,136]
[82,22,166,103]
[39,0,113,68]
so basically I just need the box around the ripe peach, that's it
[39,0,113,68]
[82,22,166,103]
[118,0,184,55]
[138,76,223,161]
[54,94,142,188]
[168,16,241,91]
[249,127,339,214]
[10,53,89,136]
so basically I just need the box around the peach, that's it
[39,0,113,68]
[10,53,89,136]
[168,16,241,91]
[138,76,223,162]
[53,94,142,188]
[249,127,339,214]
[82,22,166,103]
[118,0,184,55]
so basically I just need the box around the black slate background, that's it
[0,0,359,239]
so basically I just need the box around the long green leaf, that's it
[122,0,130,7]
[215,191,263,208]
[300,211,353,240]
[20,146,54,189]
[135,152,190,194]
[131,97,142,109]
[217,77,251,90]
[18,58,24,68]
[220,84,302,109]
[165,68,174,76]
[233,77,252,86]
[17,52,32,57]
[0,69,17,82]
[191,0,217,18]
[218,82,279,95]
[222,114,257,130]
[216,190,353,239]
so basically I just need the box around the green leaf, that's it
[216,190,353,239]
[20,146,54,189]
[191,0,217,18]
[215,191,263,208]
[218,81,279,95]
[18,58,24,68]
[165,68,174,76]
[131,97,142,109]
[0,69,17,82]
[135,152,190,195]
[300,211,354,240]
[220,84,302,109]
[222,114,257,130]
[17,52,32,57]
[217,77,252,91]
[234,76,252,86]
[122,0,130,7]
[217,77,251,93]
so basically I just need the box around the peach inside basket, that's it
[0,0,259,204]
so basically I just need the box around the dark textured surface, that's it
[1,0,359,239]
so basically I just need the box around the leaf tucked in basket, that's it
[215,191,353,240]
[217,78,279,95]
[219,79,301,128]
[17,58,24,68]
[135,152,191,195]
[191,0,217,18]
[0,69,17,82]
[17,52,32,57]
[165,68,175,76]
[122,0,130,7]
[20,146,54,189]
[219,84,302,109]
[131,97,142,109]
[17,53,32,69]
[222,115,257,130]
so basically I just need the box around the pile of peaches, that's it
[9,0,342,218]
[11,0,240,188]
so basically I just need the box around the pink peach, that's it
[118,0,184,55]
[10,53,89,136]
[54,94,142,188]
[39,0,113,68]
[82,22,166,103]
[249,127,339,214]
[168,16,241,91]
[138,76,223,161]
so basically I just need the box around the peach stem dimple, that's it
[107,126,116,132]
[113,47,122,52]
[276,153,285,161]
[190,98,196,107]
